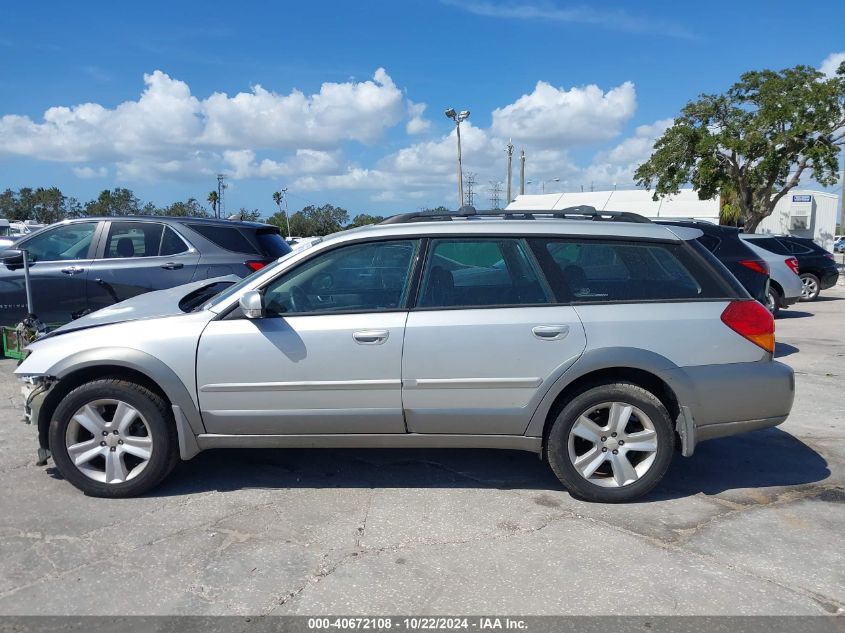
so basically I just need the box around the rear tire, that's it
[546,382,675,503]
[766,286,781,316]
[49,379,179,498]
[799,273,820,302]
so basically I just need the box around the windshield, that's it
[201,247,303,310]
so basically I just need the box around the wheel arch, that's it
[36,348,204,457]
[524,348,690,447]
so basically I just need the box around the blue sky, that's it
[1,0,843,217]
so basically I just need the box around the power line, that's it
[488,180,502,210]
[464,172,477,207]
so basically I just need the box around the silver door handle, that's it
[532,325,569,340]
[161,262,184,270]
[60,266,84,275]
[353,330,389,345]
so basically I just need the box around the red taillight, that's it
[824,253,834,261]
[739,259,769,275]
[785,257,800,275]
[720,300,775,353]
[245,260,266,272]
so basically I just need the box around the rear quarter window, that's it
[529,238,734,303]
[186,224,258,254]
[746,237,790,256]
[256,230,293,257]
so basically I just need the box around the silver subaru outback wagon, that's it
[16,208,794,502]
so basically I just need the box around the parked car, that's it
[754,235,839,301]
[0,216,291,326]
[832,236,844,254]
[739,235,802,316]
[16,207,794,502]
[655,220,769,305]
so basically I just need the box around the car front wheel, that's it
[49,379,179,498]
[546,382,675,503]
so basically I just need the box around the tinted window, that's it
[256,229,292,257]
[529,238,727,302]
[696,234,720,253]
[104,221,164,258]
[263,240,417,314]
[187,224,258,254]
[418,239,549,308]
[160,227,190,256]
[746,237,790,256]
[777,238,814,255]
[24,222,98,262]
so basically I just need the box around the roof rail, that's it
[380,205,652,225]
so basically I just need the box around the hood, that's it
[43,275,240,338]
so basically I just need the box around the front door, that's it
[0,221,101,324]
[401,237,587,435]
[196,238,420,435]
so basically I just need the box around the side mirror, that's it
[239,290,265,319]
[1,249,24,269]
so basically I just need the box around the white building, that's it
[507,188,839,251]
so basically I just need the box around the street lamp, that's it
[445,108,470,208]
[526,177,561,193]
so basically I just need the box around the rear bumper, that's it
[665,360,794,455]
[820,269,839,290]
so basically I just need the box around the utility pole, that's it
[216,174,227,219]
[445,108,470,209]
[840,148,845,230]
[489,181,502,210]
[519,150,526,196]
[464,172,477,207]
[505,139,514,204]
[281,187,291,238]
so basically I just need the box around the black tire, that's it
[799,273,820,302]
[766,285,781,317]
[49,379,179,498]
[546,382,675,503]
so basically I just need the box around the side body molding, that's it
[523,346,697,438]
[46,347,206,456]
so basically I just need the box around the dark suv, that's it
[0,216,291,325]
[742,235,839,301]
[655,220,769,304]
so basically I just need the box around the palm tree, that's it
[272,190,291,237]
[207,191,219,218]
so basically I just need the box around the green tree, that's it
[164,198,208,217]
[84,188,141,216]
[635,62,845,232]
[298,203,349,236]
[0,189,17,220]
[272,190,291,236]
[207,191,219,218]
[236,207,262,222]
[16,187,35,221]
[32,187,66,224]
[347,213,385,228]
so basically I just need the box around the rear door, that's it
[401,237,587,435]
[85,221,199,311]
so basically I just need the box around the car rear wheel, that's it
[49,379,179,498]
[546,382,675,503]
[799,273,820,302]
[766,286,781,316]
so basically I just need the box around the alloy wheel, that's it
[65,399,153,484]
[567,401,658,488]
[801,276,818,301]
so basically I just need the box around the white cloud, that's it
[0,68,406,169]
[491,81,636,147]
[820,52,845,78]
[406,101,431,134]
[72,165,108,178]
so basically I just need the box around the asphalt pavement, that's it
[0,288,843,615]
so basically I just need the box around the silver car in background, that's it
[740,235,803,315]
[15,208,794,503]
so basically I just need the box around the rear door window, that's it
[529,238,728,302]
[103,222,164,258]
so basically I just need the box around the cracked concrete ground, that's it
[0,287,843,615]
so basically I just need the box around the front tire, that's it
[546,382,675,503]
[799,273,820,302]
[49,379,179,498]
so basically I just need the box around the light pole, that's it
[445,108,470,208]
[526,178,561,194]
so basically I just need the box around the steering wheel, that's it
[289,285,312,312]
